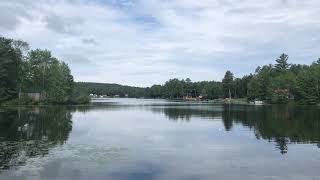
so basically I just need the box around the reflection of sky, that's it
[2,105,320,180]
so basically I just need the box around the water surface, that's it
[1,99,320,180]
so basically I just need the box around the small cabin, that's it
[183,95,193,100]
[20,92,42,102]
[28,93,41,101]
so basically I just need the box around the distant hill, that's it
[75,82,148,98]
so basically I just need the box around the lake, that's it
[1,99,320,180]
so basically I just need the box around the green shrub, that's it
[70,95,90,105]
[1,96,38,106]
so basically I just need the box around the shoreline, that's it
[1,98,319,107]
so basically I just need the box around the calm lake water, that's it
[1,98,320,180]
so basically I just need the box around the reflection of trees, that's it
[0,107,73,171]
[151,106,222,122]
[222,104,320,154]
[222,104,233,131]
[274,137,289,154]
[152,104,320,154]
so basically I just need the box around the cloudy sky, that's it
[1,0,319,86]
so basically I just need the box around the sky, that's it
[1,0,320,87]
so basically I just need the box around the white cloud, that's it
[1,0,320,86]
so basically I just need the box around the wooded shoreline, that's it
[77,53,320,105]
[1,36,320,106]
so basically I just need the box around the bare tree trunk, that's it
[18,87,21,105]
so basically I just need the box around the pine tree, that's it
[275,53,290,71]
[222,71,234,98]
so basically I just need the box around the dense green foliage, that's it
[247,54,320,104]
[2,36,319,105]
[0,37,89,105]
[78,53,320,105]
[0,37,27,102]
[149,79,223,99]
[78,80,223,99]
[76,82,148,98]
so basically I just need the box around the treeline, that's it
[81,54,320,105]
[76,82,147,98]
[0,36,89,105]
[148,78,223,99]
[146,75,250,100]
[77,80,223,99]
[148,54,320,105]
[3,34,318,105]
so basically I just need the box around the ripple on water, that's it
[0,141,129,176]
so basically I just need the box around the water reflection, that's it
[228,105,320,154]
[152,104,320,154]
[0,107,72,170]
[0,102,319,179]
[151,105,223,121]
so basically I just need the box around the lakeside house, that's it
[183,95,195,100]
[248,100,264,105]
[19,92,43,102]
[273,88,289,94]
[254,100,264,105]
[273,88,295,99]
[183,95,207,101]
[90,94,109,98]
[273,88,290,98]
[197,95,207,101]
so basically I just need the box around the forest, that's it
[82,54,320,105]
[1,36,320,105]
[0,36,89,105]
